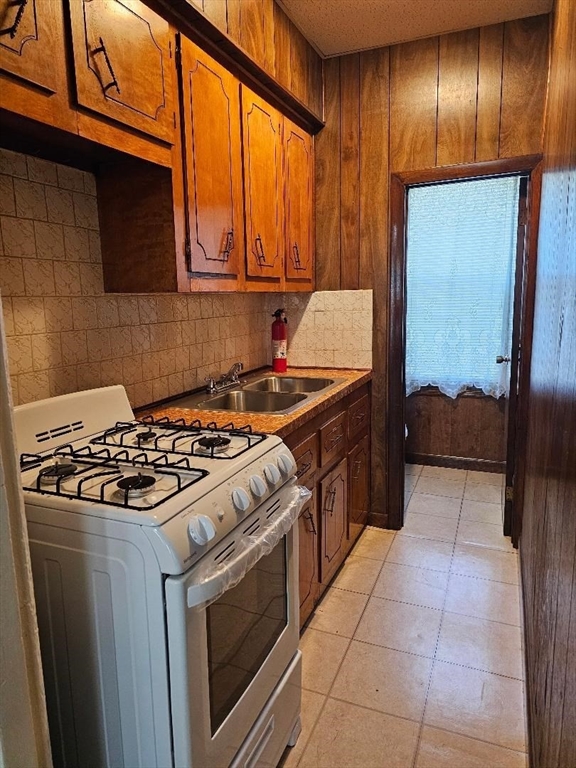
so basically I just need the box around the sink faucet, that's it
[206,362,244,394]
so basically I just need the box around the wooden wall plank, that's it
[290,23,311,108]
[500,15,549,158]
[359,46,389,290]
[202,0,227,32]
[437,29,479,166]
[406,390,507,462]
[272,1,292,91]
[390,37,439,171]
[340,54,361,289]
[519,0,576,765]
[476,23,504,161]
[315,58,341,291]
[307,44,324,119]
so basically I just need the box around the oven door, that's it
[165,487,301,768]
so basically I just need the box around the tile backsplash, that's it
[282,290,373,369]
[0,149,271,408]
[0,150,373,409]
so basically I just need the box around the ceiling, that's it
[276,0,553,57]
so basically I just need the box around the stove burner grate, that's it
[197,435,231,454]
[38,461,78,486]
[116,472,156,498]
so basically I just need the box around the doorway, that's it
[386,157,542,546]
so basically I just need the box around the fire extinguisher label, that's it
[272,339,287,359]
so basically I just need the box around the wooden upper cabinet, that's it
[67,0,173,143]
[180,38,244,277]
[0,0,60,92]
[241,85,284,280]
[284,119,313,281]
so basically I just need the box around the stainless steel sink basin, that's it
[244,376,335,394]
[196,390,307,413]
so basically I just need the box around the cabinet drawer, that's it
[292,433,318,488]
[320,411,347,467]
[348,394,370,440]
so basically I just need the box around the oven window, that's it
[206,538,288,735]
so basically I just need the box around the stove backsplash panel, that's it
[0,149,273,408]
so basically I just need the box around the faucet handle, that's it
[205,376,217,393]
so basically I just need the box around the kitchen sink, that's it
[196,390,307,414]
[243,376,335,393]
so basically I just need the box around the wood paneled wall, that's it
[315,15,550,526]
[405,390,506,467]
[315,15,550,291]
[519,0,576,765]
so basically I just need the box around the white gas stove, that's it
[15,386,306,768]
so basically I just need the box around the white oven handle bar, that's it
[186,482,311,609]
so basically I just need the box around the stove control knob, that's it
[232,487,251,512]
[249,475,267,498]
[277,453,294,476]
[188,515,217,546]
[264,463,281,486]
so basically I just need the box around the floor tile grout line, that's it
[292,533,397,767]
[414,721,529,757]
[409,472,467,768]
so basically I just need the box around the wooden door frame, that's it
[384,155,542,534]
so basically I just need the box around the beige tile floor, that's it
[281,465,527,768]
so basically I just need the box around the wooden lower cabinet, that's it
[298,488,318,625]
[348,434,370,547]
[320,458,348,585]
[287,382,371,627]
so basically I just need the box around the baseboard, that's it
[406,452,505,473]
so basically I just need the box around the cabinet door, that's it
[320,458,347,585]
[348,435,370,547]
[68,0,173,143]
[241,85,284,280]
[180,38,244,277]
[284,119,313,281]
[298,489,318,627]
[0,0,61,92]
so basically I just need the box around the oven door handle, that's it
[186,482,311,609]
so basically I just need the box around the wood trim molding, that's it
[406,452,505,474]
[386,154,543,531]
[395,155,543,185]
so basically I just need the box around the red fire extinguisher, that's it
[272,308,288,373]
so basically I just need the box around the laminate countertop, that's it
[137,368,372,437]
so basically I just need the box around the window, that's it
[406,176,520,399]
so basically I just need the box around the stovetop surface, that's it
[19,415,283,524]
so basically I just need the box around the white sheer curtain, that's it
[406,176,519,399]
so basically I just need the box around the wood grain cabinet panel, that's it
[241,85,284,281]
[298,488,319,627]
[180,38,244,277]
[348,434,370,547]
[348,394,370,442]
[291,432,318,488]
[67,0,173,143]
[320,458,347,585]
[320,411,347,467]
[284,118,313,282]
[0,0,60,92]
